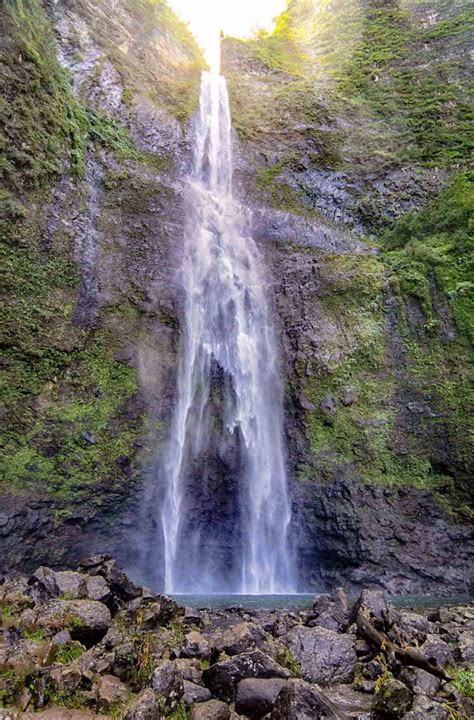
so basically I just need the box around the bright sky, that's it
[169,0,287,69]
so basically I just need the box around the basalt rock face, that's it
[1,0,473,594]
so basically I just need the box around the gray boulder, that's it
[35,600,111,645]
[180,631,210,659]
[203,650,292,702]
[420,635,453,665]
[189,700,230,720]
[283,625,356,684]
[182,681,211,706]
[235,678,287,719]
[122,688,163,720]
[209,621,271,656]
[151,661,184,712]
[371,678,414,719]
[270,679,343,719]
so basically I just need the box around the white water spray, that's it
[160,45,294,594]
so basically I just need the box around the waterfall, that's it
[160,58,295,594]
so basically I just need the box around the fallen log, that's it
[355,608,452,682]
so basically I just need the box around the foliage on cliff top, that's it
[225,0,472,170]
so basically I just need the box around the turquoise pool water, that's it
[171,593,472,610]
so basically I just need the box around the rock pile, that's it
[1,557,472,719]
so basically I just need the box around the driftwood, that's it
[355,608,453,682]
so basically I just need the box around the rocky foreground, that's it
[1,558,473,720]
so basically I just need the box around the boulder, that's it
[97,675,129,709]
[180,631,210,659]
[357,590,390,628]
[235,678,287,719]
[371,678,414,719]
[28,567,59,602]
[182,681,211,706]
[209,621,272,657]
[54,572,86,600]
[35,600,111,646]
[399,667,440,696]
[420,635,453,665]
[283,625,356,684]
[403,695,450,720]
[270,679,343,720]
[171,658,204,686]
[189,700,230,720]
[151,661,184,711]
[397,612,429,644]
[323,685,372,718]
[209,621,270,657]
[308,588,351,632]
[85,577,111,604]
[203,650,292,703]
[122,688,162,720]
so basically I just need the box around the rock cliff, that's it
[1,0,473,594]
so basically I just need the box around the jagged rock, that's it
[457,633,474,662]
[97,675,129,709]
[182,680,211,706]
[396,612,430,644]
[34,600,111,645]
[371,679,414,719]
[171,658,205,685]
[189,700,231,720]
[49,666,82,693]
[283,625,356,684]
[308,588,351,631]
[180,631,210,659]
[54,572,86,599]
[399,667,440,696]
[323,685,372,718]
[235,678,287,719]
[133,597,180,629]
[183,607,204,628]
[151,661,184,711]
[420,635,453,665]
[122,688,162,720]
[402,694,450,720]
[270,678,342,719]
[85,577,111,604]
[209,621,270,656]
[28,568,59,602]
[356,590,390,627]
[202,650,292,702]
[52,630,72,646]
[340,386,358,407]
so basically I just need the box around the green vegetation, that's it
[1,0,146,513]
[451,668,474,698]
[384,171,474,343]
[298,245,472,518]
[54,641,85,664]
[337,0,473,166]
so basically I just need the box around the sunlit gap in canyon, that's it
[157,30,296,595]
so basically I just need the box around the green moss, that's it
[451,668,474,698]
[336,1,473,166]
[1,0,89,197]
[384,171,474,343]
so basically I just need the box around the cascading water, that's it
[160,48,295,594]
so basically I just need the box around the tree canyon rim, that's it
[138,41,296,595]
